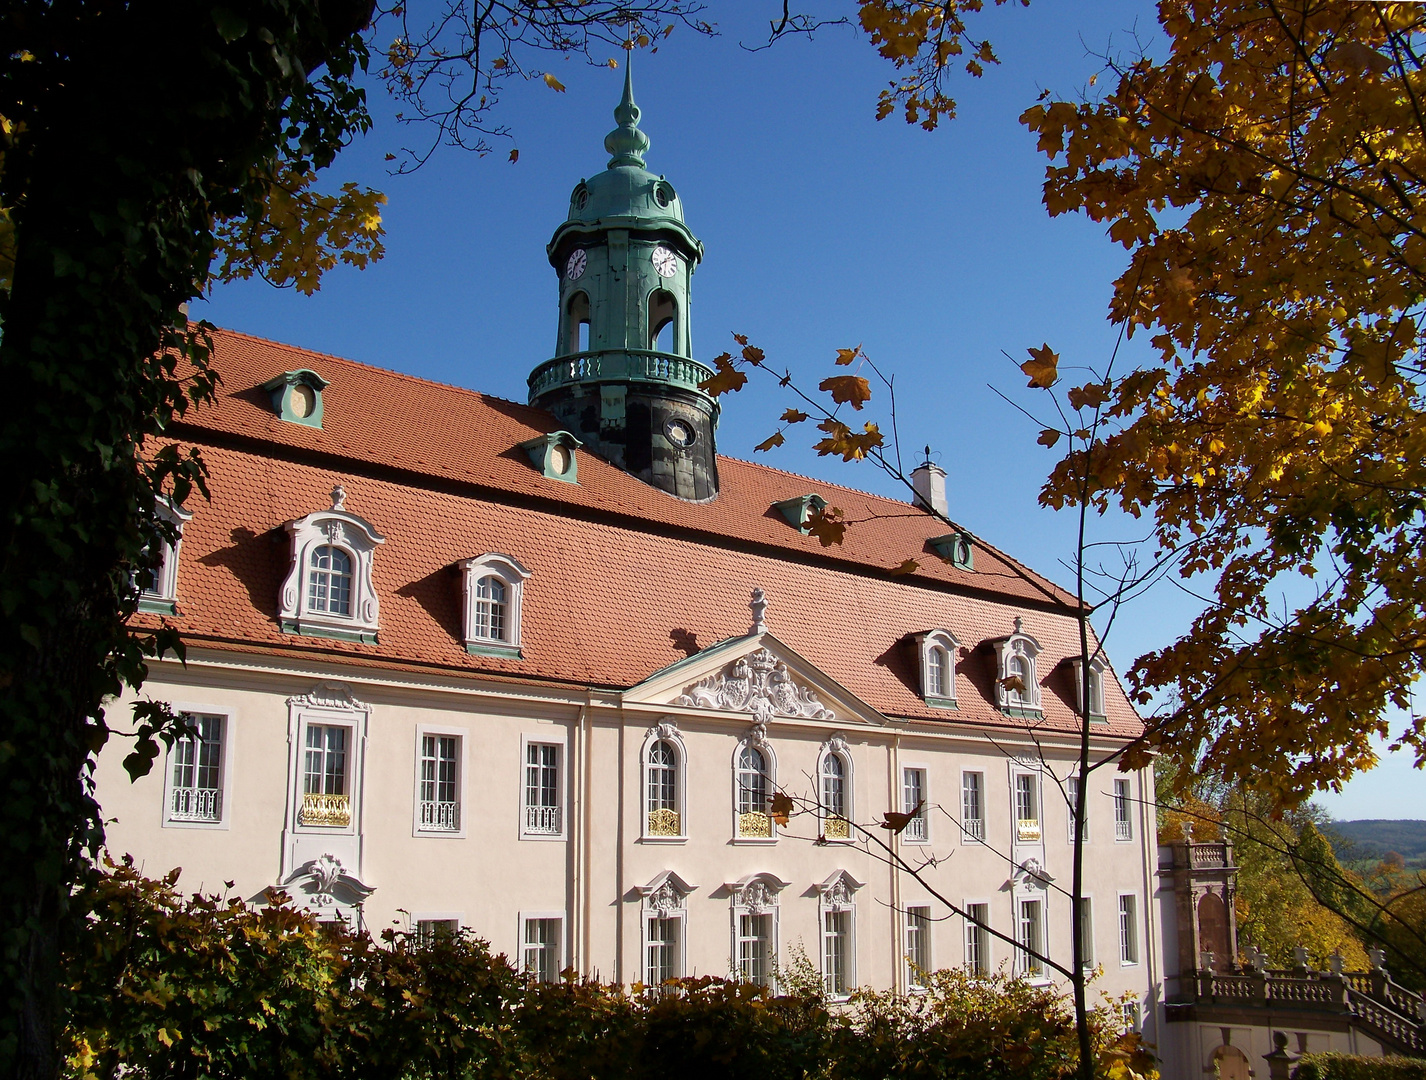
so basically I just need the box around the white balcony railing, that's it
[525,803,562,835]
[1116,818,1133,841]
[420,800,460,832]
[171,786,222,822]
[962,817,984,841]
[903,814,928,842]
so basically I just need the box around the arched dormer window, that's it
[913,629,960,709]
[458,553,531,659]
[564,291,590,354]
[136,497,194,616]
[734,738,775,840]
[649,289,677,352]
[642,721,687,840]
[1072,654,1109,721]
[279,485,384,644]
[818,734,854,841]
[991,618,1043,715]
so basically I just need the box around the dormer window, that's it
[1072,654,1109,721]
[137,498,194,615]
[278,485,384,643]
[772,493,826,534]
[928,530,974,570]
[458,553,531,658]
[260,369,328,428]
[991,618,1043,716]
[519,431,582,484]
[914,629,960,709]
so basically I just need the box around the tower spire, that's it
[604,48,650,168]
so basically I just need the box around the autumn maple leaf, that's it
[1021,343,1059,388]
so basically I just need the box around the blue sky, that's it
[194,0,1422,820]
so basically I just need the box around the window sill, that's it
[520,831,567,842]
[923,696,958,710]
[1114,837,1135,844]
[414,827,468,839]
[281,618,378,645]
[638,835,688,844]
[163,817,229,831]
[731,836,779,845]
[1120,961,1140,969]
[138,596,179,616]
[901,836,932,846]
[960,832,986,845]
[1001,705,1044,720]
[466,640,522,659]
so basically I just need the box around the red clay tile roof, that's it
[151,327,1142,738]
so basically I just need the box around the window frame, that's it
[161,706,232,830]
[287,699,367,839]
[520,734,567,841]
[905,905,932,990]
[136,498,193,616]
[817,736,854,843]
[1118,892,1140,967]
[278,491,384,644]
[1066,774,1089,844]
[638,871,694,990]
[817,871,862,1000]
[914,629,960,709]
[727,874,786,991]
[960,769,985,843]
[1072,654,1109,721]
[902,764,930,844]
[963,900,991,976]
[1016,897,1047,980]
[640,723,687,842]
[458,552,532,658]
[1113,777,1134,842]
[519,911,565,983]
[412,912,463,945]
[412,724,468,838]
[992,620,1043,716]
[732,738,777,843]
[1013,770,1042,844]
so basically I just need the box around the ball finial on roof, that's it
[749,587,769,635]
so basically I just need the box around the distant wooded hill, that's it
[1328,820,1426,864]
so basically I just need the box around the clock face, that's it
[565,249,587,281]
[651,246,678,278]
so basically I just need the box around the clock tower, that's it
[528,63,719,501]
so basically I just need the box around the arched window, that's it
[473,575,508,641]
[993,619,1042,714]
[915,629,959,708]
[736,745,771,838]
[565,291,590,354]
[649,289,676,352]
[308,546,353,616]
[1007,654,1029,707]
[822,752,849,839]
[927,647,947,697]
[647,740,680,836]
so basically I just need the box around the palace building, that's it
[97,68,1163,1019]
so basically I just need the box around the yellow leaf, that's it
[754,432,785,452]
[1022,343,1059,388]
[543,73,566,92]
[890,558,919,575]
[819,375,873,409]
[607,58,619,69]
[835,345,862,366]
[698,354,747,397]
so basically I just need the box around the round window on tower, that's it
[654,181,676,208]
[665,418,696,449]
[572,183,589,211]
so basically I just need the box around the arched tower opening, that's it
[564,291,590,355]
[649,289,676,352]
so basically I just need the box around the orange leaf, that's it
[781,408,809,424]
[1022,343,1059,388]
[819,375,873,409]
[698,354,747,397]
[754,432,785,453]
[733,333,749,346]
[1066,382,1108,411]
[806,506,847,547]
[769,791,795,826]
[508,148,519,163]
[835,345,862,366]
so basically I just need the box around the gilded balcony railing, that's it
[647,808,681,836]
[824,817,851,840]
[301,792,351,827]
[738,811,772,838]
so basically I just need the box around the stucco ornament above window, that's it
[281,852,375,911]
[678,647,834,723]
[278,485,385,644]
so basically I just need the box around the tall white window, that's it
[1078,898,1095,968]
[1017,899,1044,977]
[419,734,460,832]
[307,545,353,616]
[1114,778,1133,841]
[168,713,224,824]
[927,647,946,697]
[1119,894,1139,965]
[524,742,562,837]
[1015,773,1040,842]
[906,906,932,988]
[902,767,928,842]
[301,723,350,826]
[646,739,680,837]
[961,771,984,841]
[737,912,774,986]
[1067,776,1088,842]
[736,744,772,838]
[523,916,562,982]
[472,575,507,641]
[417,918,459,945]
[964,903,990,975]
[821,749,850,840]
[823,909,852,997]
[646,913,680,987]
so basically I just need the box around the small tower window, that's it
[308,545,353,616]
[565,291,590,355]
[649,289,676,352]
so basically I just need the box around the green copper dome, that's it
[548,61,702,257]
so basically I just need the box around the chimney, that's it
[910,448,948,519]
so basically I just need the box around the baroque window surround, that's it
[726,873,789,990]
[817,870,864,999]
[640,720,687,842]
[161,704,233,830]
[284,682,369,842]
[279,485,384,644]
[913,629,960,709]
[1012,762,1043,845]
[817,734,855,843]
[1012,858,1052,983]
[990,618,1043,717]
[411,723,468,839]
[731,727,777,843]
[137,498,194,616]
[1071,654,1109,722]
[638,870,696,987]
[458,552,531,658]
